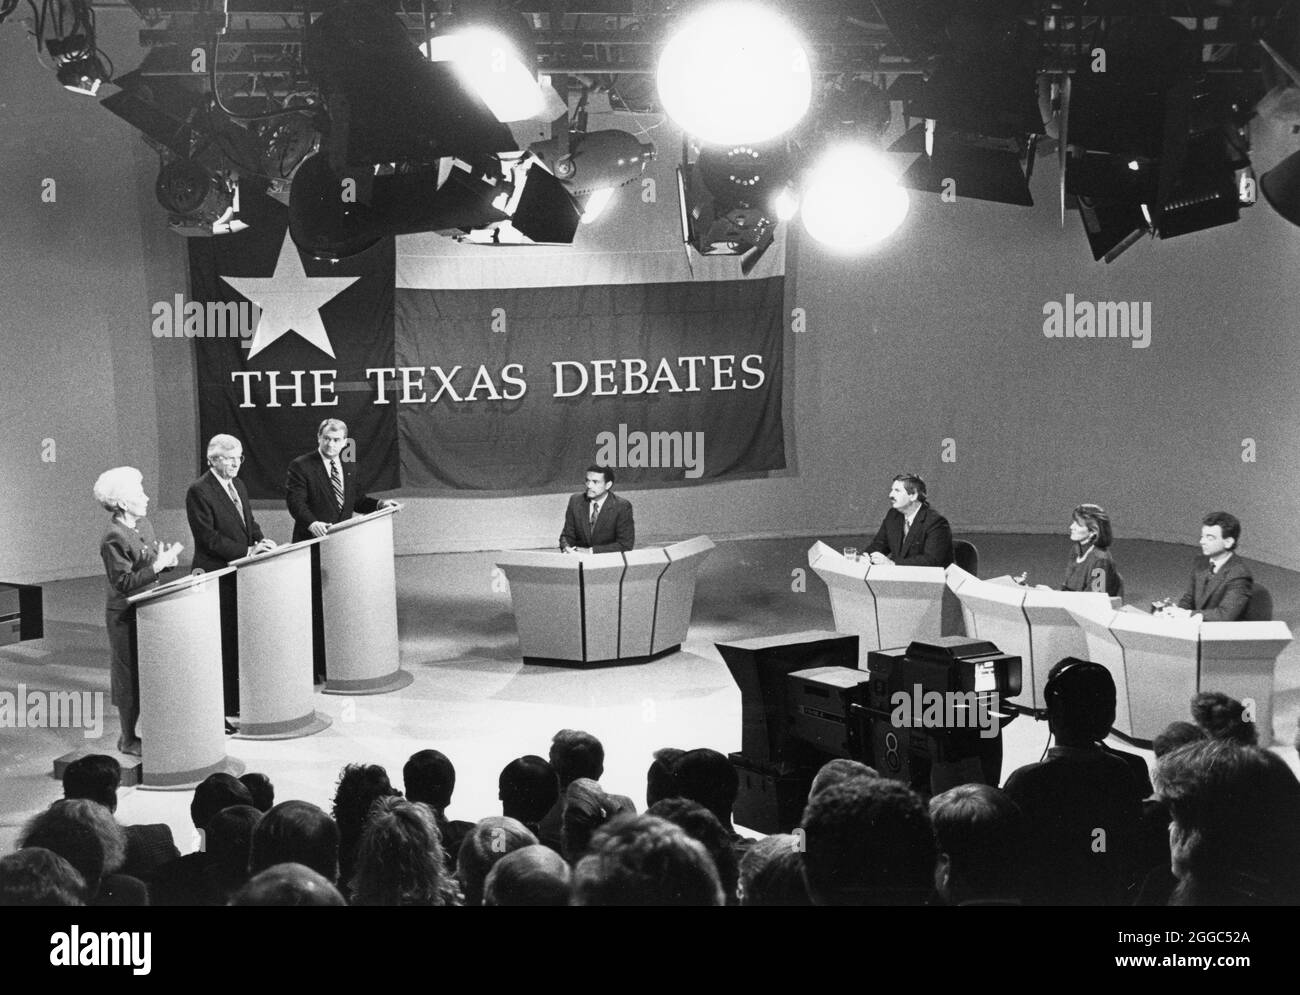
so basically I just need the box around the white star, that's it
[221,231,360,360]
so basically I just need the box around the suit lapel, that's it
[1202,558,1230,604]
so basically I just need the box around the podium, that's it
[128,569,244,789]
[319,506,410,694]
[229,539,332,739]
[495,537,715,664]
[949,567,1114,712]
[1200,621,1292,746]
[808,542,956,668]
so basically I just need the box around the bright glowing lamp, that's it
[581,188,615,223]
[800,144,910,251]
[422,28,543,122]
[656,3,811,145]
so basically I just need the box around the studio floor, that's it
[3,532,1298,855]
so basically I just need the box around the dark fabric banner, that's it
[392,277,787,490]
[188,211,400,500]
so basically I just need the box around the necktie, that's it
[225,480,242,520]
[330,460,344,512]
[589,500,599,535]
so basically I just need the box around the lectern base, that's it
[323,668,414,695]
[234,710,333,740]
[523,644,682,668]
[140,756,245,791]
[53,747,141,787]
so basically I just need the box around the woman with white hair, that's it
[93,467,183,756]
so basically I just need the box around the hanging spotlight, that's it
[155,158,245,237]
[801,143,909,252]
[46,35,107,96]
[422,28,543,123]
[529,129,656,223]
[678,140,793,272]
[657,2,812,145]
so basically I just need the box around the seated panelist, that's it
[559,465,635,555]
[286,418,397,542]
[864,473,953,568]
[1158,512,1253,622]
[1017,504,1123,597]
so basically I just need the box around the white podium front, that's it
[1198,621,1292,746]
[495,537,714,664]
[948,569,1034,709]
[128,569,244,789]
[808,542,876,666]
[319,506,410,695]
[229,538,331,739]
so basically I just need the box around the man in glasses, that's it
[186,434,276,721]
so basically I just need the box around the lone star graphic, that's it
[221,231,359,360]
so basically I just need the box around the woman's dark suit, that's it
[100,518,161,711]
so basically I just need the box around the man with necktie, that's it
[186,434,277,718]
[1159,512,1253,622]
[864,472,954,568]
[286,419,397,680]
[559,465,635,554]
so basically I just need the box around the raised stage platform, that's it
[2,533,1298,854]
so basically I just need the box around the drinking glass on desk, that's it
[842,547,859,561]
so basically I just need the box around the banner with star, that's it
[189,211,400,500]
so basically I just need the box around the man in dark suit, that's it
[285,418,396,542]
[1161,511,1253,622]
[865,473,953,567]
[186,434,276,717]
[286,419,396,681]
[559,465,635,553]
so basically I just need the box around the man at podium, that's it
[1159,512,1253,622]
[286,418,397,542]
[560,465,635,554]
[186,434,276,721]
[864,473,953,567]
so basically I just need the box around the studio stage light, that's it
[800,143,909,253]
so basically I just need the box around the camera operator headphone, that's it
[1043,658,1110,713]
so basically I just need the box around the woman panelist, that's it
[1017,503,1123,598]
[93,467,183,756]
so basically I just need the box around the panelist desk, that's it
[495,537,715,664]
[808,542,956,668]
[128,569,244,789]
[319,506,411,695]
[1198,621,1291,746]
[950,567,1117,713]
[229,538,332,739]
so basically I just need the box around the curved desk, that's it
[495,536,715,664]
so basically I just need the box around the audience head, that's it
[229,864,346,907]
[572,814,724,906]
[20,799,125,898]
[1190,691,1258,746]
[647,797,739,903]
[549,729,604,787]
[1071,503,1113,550]
[928,784,1025,905]
[561,778,632,864]
[498,756,559,826]
[1154,721,1206,759]
[484,845,572,907]
[646,747,685,808]
[1201,511,1241,552]
[331,763,400,875]
[249,801,340,883]
[808,758,878,801]
[351,798,454,906]
[62,754,121,812]
[801,777,936,906]
[457,817,538,907]
[670,748,739,828]
[0,848,86,906]
[1044,657,1116,746]
[403,749,456,812]
[1157,739,1300,905]
[205,805,262,893]
[738,834,811,907]
[239,773,275,813]
[191,773,254,835]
